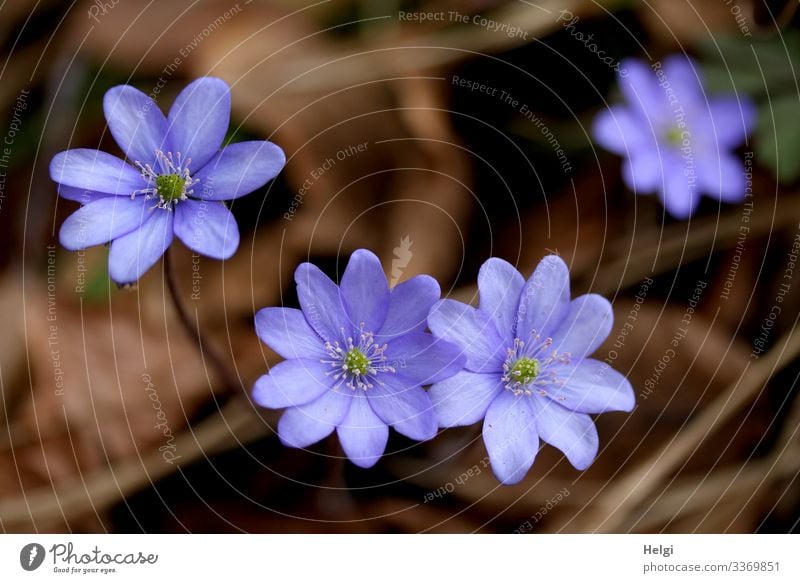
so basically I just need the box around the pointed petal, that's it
[549,358,635,414]
[50,149,145,195]
[478,258,525,341]
[386,333,465,385]
[340,249,390,332]
[516,255,571,343]
[194,141,285,200]
[166,77,230,169]
[294,262,349,342]
[483,390,539,485]
[107,210,173,283]
[378,274,440,341]
[551,294,613,360]
[429,370,504,427]
[368,375,437,441]
[277,389,351,449]
[59,196,149,250]
[428,299,506,373]
[103,84,168,165]
[531,397,598,470]
[252,358,334,409]
[254,307,327,360]
[337,394,388,468]
[173,199,239,260]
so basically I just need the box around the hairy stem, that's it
[164,248,240,395]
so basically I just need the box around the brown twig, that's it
[567,313,800,533]
[0,398,268,531]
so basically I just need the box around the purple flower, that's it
[427,256,634,485]
[593,56,755,218]
[252,249,465,468]
[51,77,285,283]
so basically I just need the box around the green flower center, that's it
[509,357,540,385]
[665,126,683,146]
[155,173,187,202]
[343,348,370,376]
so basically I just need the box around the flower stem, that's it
[164,248,240,395]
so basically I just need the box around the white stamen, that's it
[320,324,395,391]
[132,149,198,209]
[502,329,571,397]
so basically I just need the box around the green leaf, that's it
[699,32,800,96]
[757,95,800,183]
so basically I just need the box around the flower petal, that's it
[194,141,285,200]
[549,358,635,414]
[166,77,230,169]
[622,148,663,194]
[551,294,613,360]
[103,84,168,165]
[107,210,173,283]
[50,149,145,195]
[708,97,756,148]
[277,389,352,449]
[531,397,598,470]
[294,262,349,342]
[368,375,437,441]
[662,55,705,104]
[378,274,440,340]
[57,185,110,204]
[254,307,327,360]
[337,393,388,468]
[252,358,333,409]
[660,156,701,219]
[482,390,539,485]
[478,258,524,342]
[697,153,747,203]
[429,370,504,428]
[592,105,647,155]
[173,199,239,260]
[428,299,506,373]
[340,249,390,332]
[619,59,668,123]
[59,196,149,250]
[516,255,571,343]
[386,333,465,385]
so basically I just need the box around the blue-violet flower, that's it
[253,249,465,468]
[52,77,285,283]
[428,255,635,485]
[593,56,755,218]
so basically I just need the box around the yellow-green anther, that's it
[155,173,186,202]
[510,357,540,384]
[344,348,370,376]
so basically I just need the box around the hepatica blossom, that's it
[593,56,755,218]
[253,249,465,468]
[428,256,634,485]
[51,77,285,283]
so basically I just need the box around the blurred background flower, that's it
[592,56,755,218]
[0,0,798,534]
